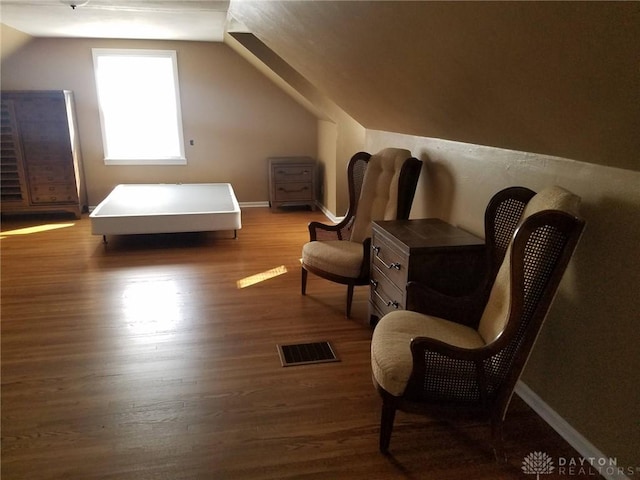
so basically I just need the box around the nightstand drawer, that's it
[371,232,408,288]
[273,165,314,183]
[370,265,405,315]
[274,182,313,201]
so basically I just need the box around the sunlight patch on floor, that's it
[0,223,75,239]
[237,265,288,289]
[122,278,182,338]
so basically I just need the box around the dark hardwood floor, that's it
[1,207,600,479]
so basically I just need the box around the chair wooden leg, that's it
[380,400,396,453]
[491,417,507,462]
[301,267,307,295]
[346,284,354,318]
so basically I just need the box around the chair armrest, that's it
[308,221,338,241]
[308,216,354,241]
[404,335,493,400]
[406,281,485,329]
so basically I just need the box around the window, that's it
[92,49,186,165]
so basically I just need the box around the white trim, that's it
[515,381,631,480]
[104,157,187,166]
[317,202,344,224]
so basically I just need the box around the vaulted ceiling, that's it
[2,1,639,171]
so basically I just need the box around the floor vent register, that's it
[277,341,339,367]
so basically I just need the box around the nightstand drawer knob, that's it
[372,245,402,270]
[370,279,400,309]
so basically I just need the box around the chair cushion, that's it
[478,185,581,344]
[350,147,412,243]
[371,310,485,397]
[302,240,364,279]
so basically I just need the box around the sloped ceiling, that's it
[2,1,638,170]
[229,1,640,171]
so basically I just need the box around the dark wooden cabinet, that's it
[369,218,485,324]
[268,156,316,211]
[1,90,85,218]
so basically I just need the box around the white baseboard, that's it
[515,381,630,480]
[317,203,343,224]
[239,201,269,208]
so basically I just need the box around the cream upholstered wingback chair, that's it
[370,185,585,459]
[301,148,422,318]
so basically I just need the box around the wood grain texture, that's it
[1,208,599,479]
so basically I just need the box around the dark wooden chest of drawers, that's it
[1,90,84,218]
[369,218,485,324]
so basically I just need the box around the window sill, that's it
[104,157,187,166]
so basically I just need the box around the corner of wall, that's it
[1,23,33,63]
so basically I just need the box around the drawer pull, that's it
[370,280,400,309]
[277,170,310,175]
[372,245,401,270]
[278,186,309,193]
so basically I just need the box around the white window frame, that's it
[92,48,186,166]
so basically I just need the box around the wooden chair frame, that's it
[301,151,422,317]
[374,208,585,459]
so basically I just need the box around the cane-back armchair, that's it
[301,148,422,317]
[371,185,585,459]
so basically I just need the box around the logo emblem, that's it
[522,451,555,479]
